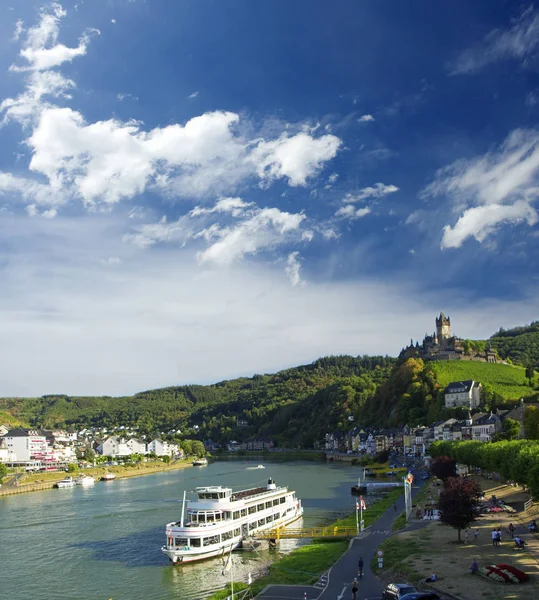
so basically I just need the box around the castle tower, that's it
[435,312,451,342]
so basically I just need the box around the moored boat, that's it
[56,476,75,488]
[162,478,303,564]
[192,458,208,466]
[101,471,116,481]
[75,475,95,487]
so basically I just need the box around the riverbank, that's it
[207,487,404,600]
[0,459,193,496]
[374,476,539,600]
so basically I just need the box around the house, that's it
[126,438,147,454]
[462,412,502,442]
[1,428,49,463]
[147,439,179,457]
[97,436,131,457]
[0,425,9,437]
[444,380,481,409]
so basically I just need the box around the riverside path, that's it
[256,479,425,600]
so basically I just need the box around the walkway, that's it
[256,483,425,600]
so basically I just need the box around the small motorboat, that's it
[56,476,75,488]
[247,464,265,470]
[192,458,208,466]
[101,471,116,481]
[76,475,95,487]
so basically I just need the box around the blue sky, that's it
[0,0,538,395]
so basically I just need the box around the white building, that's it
[97,436,131,457]
[1,429,48,462]
[444,380,481,409]
[147,439,178,457]
[126,438,147,454]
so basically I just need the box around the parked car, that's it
[382,583,418,599]
[400,593,441,600]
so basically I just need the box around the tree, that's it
[529,464,539,500]
[66,463,78,473]
[85,447,96,463]
[162,455,171,464]
[526,365,535,386]
[430,456,457,481]
[0,463,7,484]
[438,477,482,542]
[498,418,521,441]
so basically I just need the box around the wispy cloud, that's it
[188,91,199,99]
[422,129,539,248]
[450,6,539,75]
[344,183,399,203]
[358,114,375,123]
[285,251,303,286]
[335,205,371,220]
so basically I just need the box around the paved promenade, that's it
[257,483,424,600]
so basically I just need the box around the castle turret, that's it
[436,312,451,342]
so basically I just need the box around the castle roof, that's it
[444,380,476,394]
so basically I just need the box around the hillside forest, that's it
[1,322,538,448]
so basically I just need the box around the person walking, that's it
[358,557,364,578]
[508,523,515,538]
[491,528,497,547]
[496,528,502,546]
[464,529,469,544]
[474,528,479,543]
[351,577,359,599]
[393,503,397,513]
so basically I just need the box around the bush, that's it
[66,463,78,473]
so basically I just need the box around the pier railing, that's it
[253,526,358,540]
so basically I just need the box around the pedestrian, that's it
[474,528,478,543]
[358,556,364,578]
[491,528,497,547]
[464,529,469,544]
[393,503,397,513]
[351,578,359,599]
[508,523,515,538]
[496,528,501,546]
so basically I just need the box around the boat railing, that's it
[230,486,287,503]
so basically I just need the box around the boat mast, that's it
[180,490,186,527]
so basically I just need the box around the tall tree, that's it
[438,477,482,542]
[430,456,457,481]
[0,462,7,483]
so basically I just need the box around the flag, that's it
[360,496,366,510]
[248,572,252,585]
[356,500,360,510]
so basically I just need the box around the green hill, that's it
[432,361,537,402]
[489,321,539,368]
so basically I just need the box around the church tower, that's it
[435,312,451,342]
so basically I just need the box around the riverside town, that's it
[1,2,539,599]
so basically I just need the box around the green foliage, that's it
[433,361,537,402]
[524,406,539,439]
[0,462,7,483]
[66,463,78,473]
[429,439,539,489]
[162,455,171,464]
[490,321,539,368]
[528,465,539,500]
[0,355,394,448]
[430,456,457,480]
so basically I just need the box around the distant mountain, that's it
[489,322,539,368]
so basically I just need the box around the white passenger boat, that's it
[75,475,95,487]
[192,458,208,466]
[162,478,303,564]
[56,476,75,488]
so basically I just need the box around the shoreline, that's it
[0,459,193,497]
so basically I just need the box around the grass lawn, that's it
[374,478,539,600]
[433,361,536,401]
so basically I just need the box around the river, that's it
[0,459,372,600]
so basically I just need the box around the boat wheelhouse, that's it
[162,478,303,564]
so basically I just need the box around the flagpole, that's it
[356,500,359,535]
[360,499,363,532]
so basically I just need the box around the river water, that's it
[0,459,368,600]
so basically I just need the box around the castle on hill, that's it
[399,312,498,363]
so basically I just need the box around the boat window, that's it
[190,538,201,547]
[233,511,240,520]
[272,499,279,506]
[265,501,272,509]
[280,497,285,504]
[275,512,280,519]
[222,530,233,541]
[249,521,257,530]
[265,517,272,524]
[175,537,188,546]
[234,528,240,536]
[241,509,247,517]
[258,519,265,527]
[203,535,220,546]
[248,506,256,515]
[257,504,264,512]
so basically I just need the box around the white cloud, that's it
[188,91,199,99]
[111,19,116,24]
[441,201,538,249]
[13,19,24,41]
[343,183,399,203]
[423,128,539,247]
[0,171,64,206]
[197,207,306,265]
[335,205,371,220]
[285,251,303,286]
[451,6,539,75]
[25,203,58,219]
[250,132,341,187]
[1,214,538,396]
[358,114,375,123]
[0,6,342,211]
